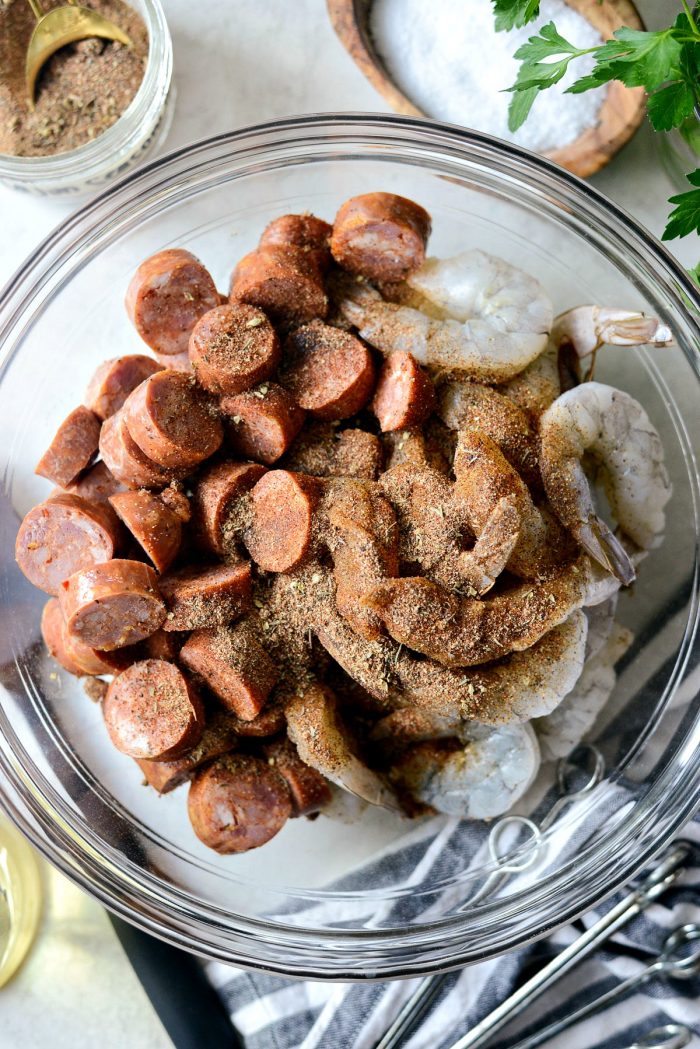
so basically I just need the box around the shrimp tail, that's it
[576,517,636,586]
[552,307,674,360]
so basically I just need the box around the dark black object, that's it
[109,914,242,1049]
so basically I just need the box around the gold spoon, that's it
[25,0,133,107]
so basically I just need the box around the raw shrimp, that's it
[539,382,671,585]
[500,307,673,418]
[390,722,541,819]
[285,684,401,811]
[379,460,509,594]
[363,553,611,668]
[535,622,632,760]
[332,249,553,381]
[322,478,399,641]
[437,378,541,489]
[312,568,590,723]
[453,430,573,585]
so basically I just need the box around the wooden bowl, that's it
[327,0,646,178]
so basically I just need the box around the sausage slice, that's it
[59,559,166,650]
[229,246,328,329]
[334,429,383,480]
[104,659,205,760]
[42,597,135,679]
[245,470,320,572]
[331,192,431,282]
[84,355,163,420]
[180,621,279,720]
[16,493,120,596]
[124,370,223,469]
[159,561,252,631]
[109,490,182,573]
[154,349,193,373]
[191,460,267,556]
[136,710,239,794]
[264,738,332,817]
[125,249,220,357]
[35,406,101,487]
[281,321,376,420]
[224,699,286,738]
[259,213,332,273]
[371,351,436,431]
[188,303,280,396]
[65,460,124,504]
[41,598,84,676]
[221,382,305,465]
[99,411,183,489]
[188,753,292,853]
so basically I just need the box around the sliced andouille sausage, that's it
[41,598,83,675]
[224,698,286,738]
[109,490,182,573]
[159,561,252,631]
[99,411,182,489]
[136,710,240,794]
[221,382,305,465]
[124,370,223,469]
[330,192,432,282]
[125,249,220,357]
[84,355,163,420]
[35,406,101,487]
[104,659,205,760]
[59,559,166,650]
[244,470,320,572]
[281,321,376,421]
[334,429,383,480]
[155,349,192,373]
[65,460,124,504]
[180,621,279,720]
[259,213,333,273]
[16,493,120,596]
[141,627,186,661]
[188,303,280,396]
[371,351,436,432]
[44,595,139,676]
[191,460,267,556]
[158,484,191,522]
[264,737,332,817]
[188,753,292,853]
[229,245,328,329]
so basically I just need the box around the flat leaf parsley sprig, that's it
[491,0,700,274]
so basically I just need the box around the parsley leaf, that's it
[506,23,593,130]
[492,0,541,32]
[663,170,700,241]
[647,79,696,133]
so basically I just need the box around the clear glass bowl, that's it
[0,0,173,197]
[0,115,699,979]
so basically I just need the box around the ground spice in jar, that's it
[0,0,148,157]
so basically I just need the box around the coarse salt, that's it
[370,0,606,153]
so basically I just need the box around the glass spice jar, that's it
[0,0,174,198]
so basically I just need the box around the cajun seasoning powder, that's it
[0,0,148,158]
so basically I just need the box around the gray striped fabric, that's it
[205,646,700,1048]
[206,814,700,1049]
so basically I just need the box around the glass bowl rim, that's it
[1,112,699,979]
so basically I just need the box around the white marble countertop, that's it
[0,2,694,1047]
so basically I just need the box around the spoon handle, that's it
[25,0,45,22]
